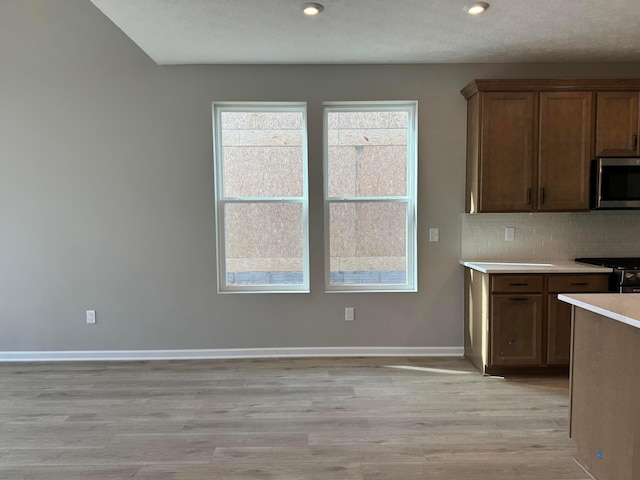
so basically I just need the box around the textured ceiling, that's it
[90,0,640,65]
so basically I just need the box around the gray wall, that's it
[2,0,640,351]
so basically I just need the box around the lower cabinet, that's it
[464,270,610,374]
[546,274,610,365]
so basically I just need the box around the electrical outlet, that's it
[505,227,515,242]
[86,310,96,325]
[429,228,439,242]
[344,307,355,322]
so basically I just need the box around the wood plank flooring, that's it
[0,357,588,479]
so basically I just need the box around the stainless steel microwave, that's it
[592,158,640,209]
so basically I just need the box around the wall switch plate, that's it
[429,228,439,242]
[505,227,515,242]
[86,310,96,325]
[344,307,355,322]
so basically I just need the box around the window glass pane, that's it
[327,111,408,198]
[224,203,304,286]
[221,111,303,197]
[329,202,407,285]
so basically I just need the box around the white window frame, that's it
[212,102,310,293]
[323,101,418,293]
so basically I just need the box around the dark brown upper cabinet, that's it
[461,79,640,213]
[538,92,593,211]
[477,92,535,212]
[595,91,640,157]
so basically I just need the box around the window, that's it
[324,102,417,292]
[212,103,309,293]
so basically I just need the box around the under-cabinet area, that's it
[461,79,640,213]
[463,264,611,374]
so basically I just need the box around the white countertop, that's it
[461,261,613,274]
[558,293,640,330]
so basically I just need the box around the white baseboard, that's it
[0,346,463,362]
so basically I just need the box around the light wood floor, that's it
[0,357,589,480]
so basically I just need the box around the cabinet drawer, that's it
[491,275,543,293]
[548,274,610,293]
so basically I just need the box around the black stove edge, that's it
[575,258,640,267]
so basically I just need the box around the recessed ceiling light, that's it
[466,2,489,15]
[303,2,324,16]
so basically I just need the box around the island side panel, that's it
[571,307,640,480]
[635,420,640,480]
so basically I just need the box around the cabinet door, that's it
[538,92,593,211]
[595,91,639,157]
[480,92,535,212]
[490,294,543,366]
[547,295,572,365]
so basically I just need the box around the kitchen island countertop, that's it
[461,261,613,274]
[558,293,640,329]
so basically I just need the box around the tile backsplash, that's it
[461,212,640,262]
